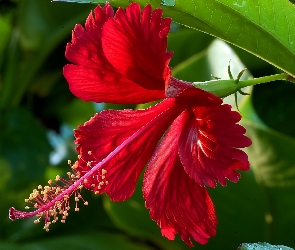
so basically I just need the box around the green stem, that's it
[193,73,295,98]
[238,73,294,88]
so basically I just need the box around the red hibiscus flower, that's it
[9,3,251,247]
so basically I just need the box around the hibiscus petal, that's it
[64,3,165,104]
[179,102,251,188]
[144,112,217,247]
[102,3,173,90]
[74,99,184,201]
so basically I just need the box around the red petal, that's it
[74,99,184,201]
[144,113,217,247]
[102,3,173,90]
[64,3,165,104]
[178,101,252,187]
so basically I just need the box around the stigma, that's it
[9,152,109,232]
[9,170,87,231]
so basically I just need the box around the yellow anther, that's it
[25,206,30,209]
[84,201,88,206]
[25,198,29,202]
[55,175,60,181]
[87,162,91,167]
[102,169,107,174]
[67,172,71,176]
[105,181,109,185]
[61,220,66,223]
[48,179,53,185]
[78,155,81,159]
[68,160,71,165]
[75,208,80,212]
[34,219,40,224]
[88,151,92,155]
[38,185,42,189]
[101,175,105,179]
[83,179,88,184]
[75,197,79,202]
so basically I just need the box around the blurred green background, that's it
[0,0,295,249]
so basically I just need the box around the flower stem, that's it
[239,73,295,88]
[193,73,295,98]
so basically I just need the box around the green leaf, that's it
[238,242,294,250]
[53,0,295,77]
[0,108,52,188]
